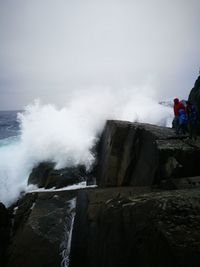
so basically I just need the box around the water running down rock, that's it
[60,198,76,267]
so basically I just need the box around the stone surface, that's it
[159,176,200,190]
[188,75,200,132]
[96,120,200,187]
[28,162,86,189]
[6,186,200,267]
[6,190,77,267]
[6,117,200,267]
[188,75,200,114]
[0,203,11,267]
[70,187,200,267]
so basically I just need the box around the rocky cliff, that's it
[188,75,200,132]
[188,75,200,113]
[2,119,200,267]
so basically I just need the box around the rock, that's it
[28,162,86,189]
[6,190,77,267]
[70,186,151,267]
[188,75,200,131]
[44,165,86,189]
[7,116,200,267]
[70,187,200,267]
[96,120,200,187]
[159,176,200,190]
[5,186,200,267]
[11,193,38,234]
[28,162,54,188]
[188,75,200,113]
[0,202,11,267]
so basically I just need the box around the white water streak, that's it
[26,181,96,193]
[60,198,77,267]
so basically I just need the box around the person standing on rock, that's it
[178,107,188,134]
[186,101,198,140]
[173,98,186,134]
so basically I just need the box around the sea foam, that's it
[0,86,173,206]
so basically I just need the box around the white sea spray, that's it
[0,86,173,206]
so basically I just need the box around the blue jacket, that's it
[179,108,187,125]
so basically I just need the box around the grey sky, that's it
[0,0,200,110]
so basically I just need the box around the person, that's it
[186,101,198,140]
[173,98,186,134]
[178,107,188,134]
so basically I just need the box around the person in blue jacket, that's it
[177,107,188,135]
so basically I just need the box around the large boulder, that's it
[96,120,200,187]
[6,190,77,267]
[28,162,86,189]
[0,203,11,267]
[70,187,200,267]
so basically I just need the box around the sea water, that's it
[0,111,23,206]
[0,110,20,143]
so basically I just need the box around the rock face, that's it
[96,120,200,187]
[6,186,200,267]
[188,75,200,132]
[5,118,200,267]
[70,187,200,267]
[6,191,77,267]
[188,75,200,114]
[0,203,11,267]
[28,162,86,189]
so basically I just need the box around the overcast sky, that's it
[0,0,200,110]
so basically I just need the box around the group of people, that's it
[173,98,198,140]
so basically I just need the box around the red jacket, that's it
[174,101,185,116]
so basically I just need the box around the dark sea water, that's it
[0,110,20,140]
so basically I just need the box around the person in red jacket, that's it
[173,98,185,116]
[173,98,186,134]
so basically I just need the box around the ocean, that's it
[0,106,100,207]
[0,110,20,141]
[0,111,24,207]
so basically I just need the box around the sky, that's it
[0,0,200,110]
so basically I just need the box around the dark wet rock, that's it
[0,202,11,267]
[159,176,200,190]
[6,190,77,267]
[28,162,86,189]
[70,187,200,267]
[28,162,54,188]
[188,75,200,132]
[5,186,200,267]
[96,120,200,187]
[188,75,200,114]
[7,115,200,267]
[11,193,38,234]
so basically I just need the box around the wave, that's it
[0,86,173,206]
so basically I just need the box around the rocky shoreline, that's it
[1,76,200,267]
